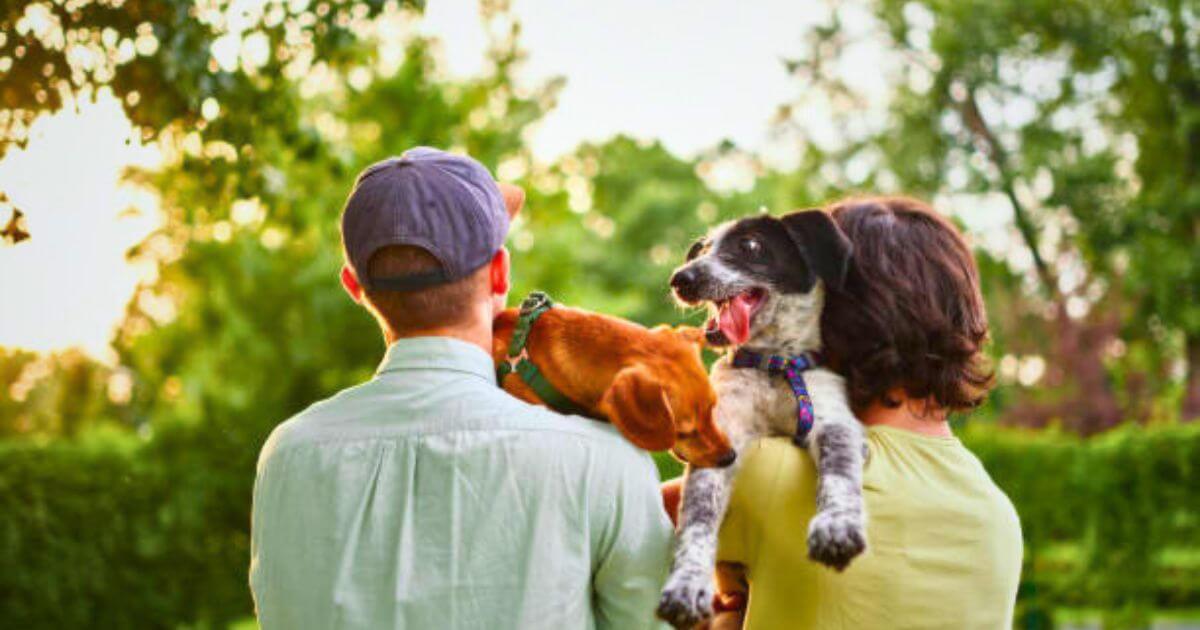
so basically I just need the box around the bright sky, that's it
[0,94,160,360]
[0,1,855,358]
[423,0,827,160]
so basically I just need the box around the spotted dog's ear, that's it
[781,209,853,290]
[599,366,676,451]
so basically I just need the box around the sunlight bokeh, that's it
[0,90,159,360]
[1,0,865,358]
[3,1,1199,627]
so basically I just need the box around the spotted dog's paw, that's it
[807,509,867,571]
[657,570,714,629]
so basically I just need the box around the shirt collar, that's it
[376,336,497,385]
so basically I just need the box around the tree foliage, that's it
[116,19,557,442]
[0,0,405,151]
[778,0,1200,427]
[3,0,1200,626]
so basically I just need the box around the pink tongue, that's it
[718,294,755,345]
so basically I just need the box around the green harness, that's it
[497,292,596,418]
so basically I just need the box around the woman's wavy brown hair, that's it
[821,196,994,414]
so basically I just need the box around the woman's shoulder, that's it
[738,437,815,479]
[719,437,820,567]
[730,437,819,514]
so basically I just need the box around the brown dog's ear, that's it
[781,209,853,290]
[599,366,676,452]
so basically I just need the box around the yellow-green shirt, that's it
[717,427,1022,630]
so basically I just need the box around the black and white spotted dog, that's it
[656,209,868,628]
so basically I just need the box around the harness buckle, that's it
[498,291,598,420]
[519,291,553,316]
[505,346,530,373]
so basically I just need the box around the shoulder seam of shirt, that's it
[375,365,492,380]
[263,422,646,462]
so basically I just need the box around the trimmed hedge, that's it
[2,423,1198,628]
[967,424,1200,628]
[0,427,253,629]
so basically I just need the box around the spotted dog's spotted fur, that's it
[657,211,868,629]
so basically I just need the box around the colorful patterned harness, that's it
[731,348,824,444]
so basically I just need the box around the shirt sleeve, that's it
[591,449,674,630]
[249,432,278,625]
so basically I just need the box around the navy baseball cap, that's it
[340,147,522,291]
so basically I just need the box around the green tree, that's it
[510,136,847,330]
[0,0,405,242]
[5,5,559,624]
[0,0,405,149]
[0,348,124,437]
[117,15,558,436]
[780,0,1199,427]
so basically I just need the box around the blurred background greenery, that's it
[0,0,1198,628]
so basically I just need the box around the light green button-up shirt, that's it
[250,337,672,630]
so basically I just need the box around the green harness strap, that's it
[497,292,596,418]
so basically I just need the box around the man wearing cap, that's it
[249,148,672,629]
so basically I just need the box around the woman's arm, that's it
[706,562,748,629]
[662,480,749,630]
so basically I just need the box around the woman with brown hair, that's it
[696,196,1022,629]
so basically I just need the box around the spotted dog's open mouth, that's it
[704,287,767,346]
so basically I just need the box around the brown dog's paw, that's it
[657,570,714,629]
[806,509,867,571]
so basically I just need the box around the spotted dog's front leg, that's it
[804,370,868,571]
[657,464,735,629]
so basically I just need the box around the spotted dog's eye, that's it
[686,239,707,261]
[741,237,763,257]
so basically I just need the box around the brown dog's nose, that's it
[716,450,737,468]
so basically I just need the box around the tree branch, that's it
[959,87,1058,298]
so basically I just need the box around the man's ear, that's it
[498,183,525,220]
[599,366,676,452]
[340,265,364,303]
[489,247,511,296]
[781,209,853,290]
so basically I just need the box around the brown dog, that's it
[493,302,736,468]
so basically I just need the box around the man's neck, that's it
[385,320,493,356]
[860,396,953,438]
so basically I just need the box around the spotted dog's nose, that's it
[670,267,700,300]
[670,267,697,289]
